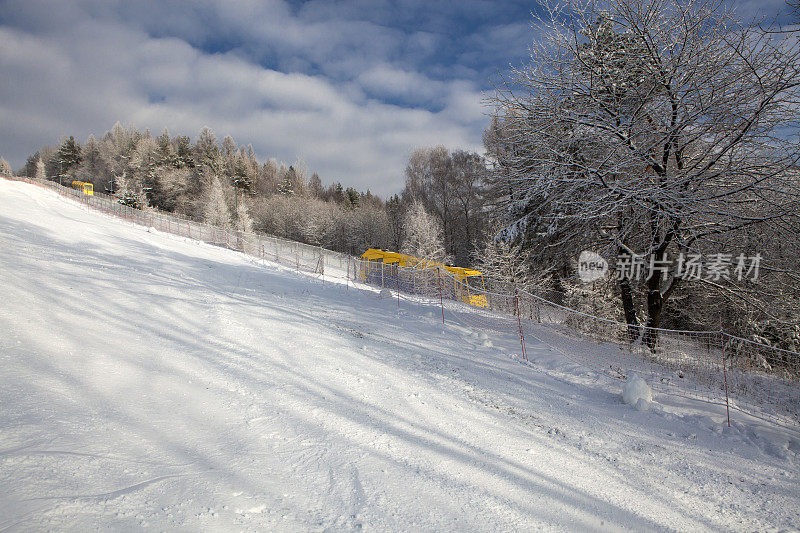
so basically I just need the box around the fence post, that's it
[515,288,528,362]
[437,268,445,325]
[396,265,400,308]
[720,330,731,427]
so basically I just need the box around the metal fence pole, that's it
[437,268,445,325]
[515,288,528,362]
[721,330,731,427]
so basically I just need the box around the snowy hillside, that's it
[1,178,798,531]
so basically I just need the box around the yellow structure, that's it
[360,248,488,307]
[71,181,94,196]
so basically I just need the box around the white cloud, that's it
[0,0,512,195]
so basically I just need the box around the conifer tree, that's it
[278,166,294,196]
[308,172,324,199]
[173,135,194,168]
[221,135,237,177]
[24,153,40,177]
[155,129,175,166]
[56,136,82,177]
[195,127,222,176]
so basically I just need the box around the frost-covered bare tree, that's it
[154,167,196,215]
[348,204,392,253]
[401,200,450,264]
[221,135,237,177]
[194,127,223,177]
[235,198,253,234]
[403,146,487,265]
[477,230,535,295]
[450,150,488,265]
[0,157,11,176]
[487,0,800,346]
[79,135,111,192]
[203,176,231,229]
[34,158,46,181]
[129,135,158,206]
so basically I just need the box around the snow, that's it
[622,374,653,410]
[1,178,799,531]
[379,288,393,299]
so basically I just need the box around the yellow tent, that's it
[71,181,94,196]
[359,249,487,307]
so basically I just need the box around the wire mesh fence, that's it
[7,175,354,280]
[353,257,799,428]
[7,175,799,428]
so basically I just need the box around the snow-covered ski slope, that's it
[1,178,798,532]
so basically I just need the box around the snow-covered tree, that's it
[401,200,449,264]
[24,153,40,177]
[155,129,175,166]
[0,157,11,176]
[221,135,237,177]
[152,166,195,214]
[402,147,486,265]
[55,136,82,178]
[235,196,253,234]
[79,135,109,187]
[308,172,324,199]
[194,127,222,176]
[277,165,294,196]
[487,0,800,346]
[232,151,254,192]
[35,158,46,181]
[253,158,280,196]
[99,122,138,191]
[129,136,158,206]
[348,204,391,253]
[478,232,533,295]
[204,175,231,228]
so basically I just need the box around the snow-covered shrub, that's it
[563,275,621,339]
[622,374,652,410]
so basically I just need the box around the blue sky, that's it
[0,0,793,195]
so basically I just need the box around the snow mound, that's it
[623,374,652,408]
[379,288,393,299]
